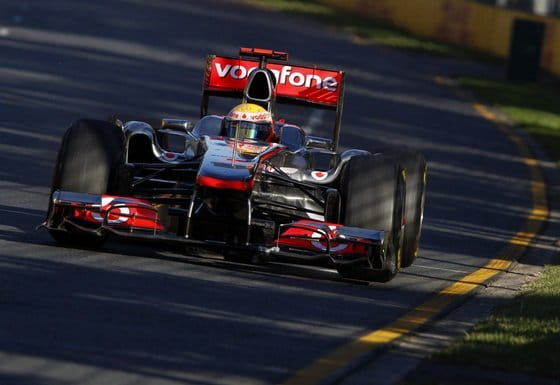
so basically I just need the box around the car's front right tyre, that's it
[47,119,125,247]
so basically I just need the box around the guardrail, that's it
[319,0,560,77]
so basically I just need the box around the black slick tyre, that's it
[389,150,427,267]
[337,154,405,282]
[47,119,125,247]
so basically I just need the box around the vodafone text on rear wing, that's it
[200,54,345,150]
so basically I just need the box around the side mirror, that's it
[305,135,333,150]
[158,119,196,153]
[161,119,193,132]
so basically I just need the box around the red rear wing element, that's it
[239,47,288,61]
[203,55,344,107]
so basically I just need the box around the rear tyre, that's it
[47,119,125,247]
[391,150,427,267]
[336,154,405,282]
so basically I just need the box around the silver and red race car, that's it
[42,47,427,282]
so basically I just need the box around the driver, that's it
[222,103,275,142]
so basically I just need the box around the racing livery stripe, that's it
[197,175,253,191]
[279,86,548,385]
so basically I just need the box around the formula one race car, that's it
[42,48,427,282]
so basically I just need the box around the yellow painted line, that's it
[279,83,548,385]
[473,102,499,122]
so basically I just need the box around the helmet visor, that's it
[224,119,270,141]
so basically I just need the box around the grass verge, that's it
[435,257,560,378]
[246,0,499,62]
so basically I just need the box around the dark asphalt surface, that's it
[0,1,535,384]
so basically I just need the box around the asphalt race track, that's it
[0,1,539,384]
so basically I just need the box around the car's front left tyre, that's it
[337,153,405,282]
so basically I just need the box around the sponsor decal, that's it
[227,140,267,155]
[207,57,343,106]
[279,167,298,174]
[91,197,130,224]
[163,151,178,160]
[277,220,357,254]
[310,225,348,252]
[228,111,271,122]
[71,195,164,230]
[215,62,338,91]
[236,142,267,155]
[311,170,328,181]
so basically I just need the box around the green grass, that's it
[458,77,560,161]
[434,259,560,378]
[247,0,499,62]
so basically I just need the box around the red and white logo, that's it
[163,151,178,160]
[206,57,343,106]
[91,196,131,224]
[214,62,338,92]
[310,225,348,252]
[71,195,164,230]
[277,220,357,254]
[311,171,328,181]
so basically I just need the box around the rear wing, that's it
[200,50,345,151]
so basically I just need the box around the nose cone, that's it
[196,137,275,191]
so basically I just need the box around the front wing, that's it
[43,191,386,267]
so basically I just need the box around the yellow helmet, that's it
[223,103,274,141]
